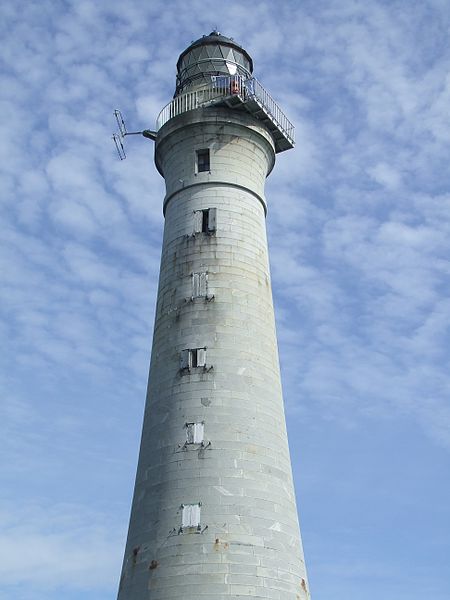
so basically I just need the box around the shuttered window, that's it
[192,272,208,298]
[186,422,204,444]
[181,503,201,528]
[193,209,217,234]
[180,348,207,370]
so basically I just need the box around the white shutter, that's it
[182,503,201,528]
[208,208,217,232]
[186,423,194,444]
[193,210,203,234]
[199,272,208,296]
[196,347,207,367]
[191,504,201,527]
[180,349,189,370]
[192,272,200,298]
[192,272,207,298]
[181,504,191,527]
[193,422,204,443]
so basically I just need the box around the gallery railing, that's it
[156,76,294,146]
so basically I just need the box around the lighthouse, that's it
[117,31,309,600]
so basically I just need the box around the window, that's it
[180,347,207,370]
[181,503,201,530]
[196,149,210,172]
[192,272,208,298]
[193,208,217,235]
[186,422,204,444]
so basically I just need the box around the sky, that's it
[1,0,450,599]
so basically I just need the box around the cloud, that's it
[366,162,402,189]
[0,503,123,590]
[1,1,450,599]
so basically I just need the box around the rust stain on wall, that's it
[213,538,229,552]
[301,578,309,597]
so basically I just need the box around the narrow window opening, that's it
[196,149,210,173]
[202,210,209,232]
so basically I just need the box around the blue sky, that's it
[1,0,450,599]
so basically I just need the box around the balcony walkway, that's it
[156,77,295,153]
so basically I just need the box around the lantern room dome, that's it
[175,31,253,96]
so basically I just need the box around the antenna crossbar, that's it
[112,133,126,160]
[112,109,157,160]
[114,109,127,137]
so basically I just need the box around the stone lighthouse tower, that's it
[117,31,309,600]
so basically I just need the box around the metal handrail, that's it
[156,77,294,145]
[250,78,295,142]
